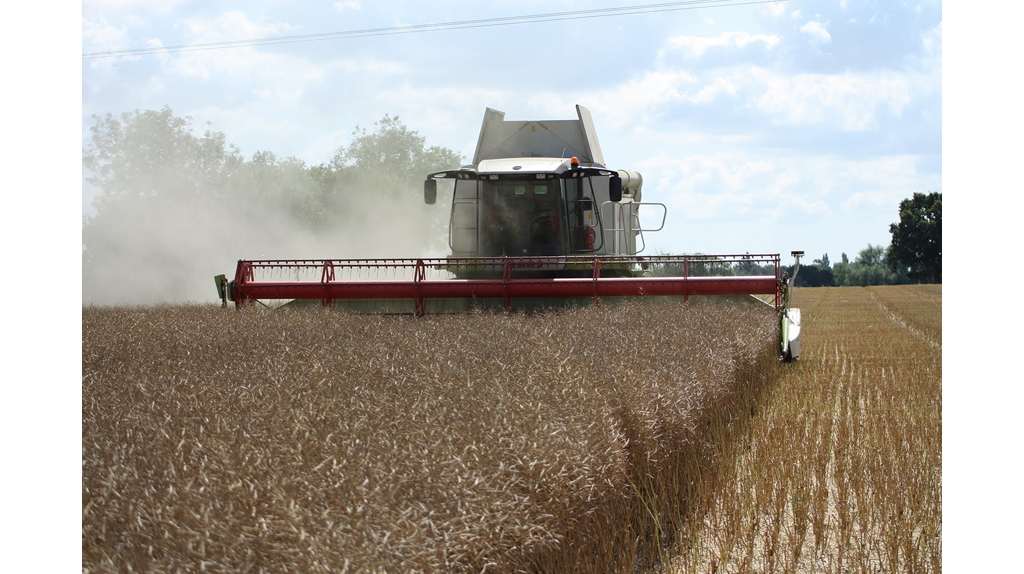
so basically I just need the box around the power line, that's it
[83,0,787,60]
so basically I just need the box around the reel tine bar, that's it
[228,254,785,313]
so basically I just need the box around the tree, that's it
[831,243,903,286]
[330,115,463,250]
[82,107,253,304]
[888,192,941,283]
[833,261,896,286]
[82,107,463,305]
[855,244,886,267]
[793,253,832,287]
[793,254,833,287]
[83,106,238,203]
[795,266,832,287]
[333,115,462,194]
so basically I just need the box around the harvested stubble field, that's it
[83,299,781,572]
[671,285,942,574]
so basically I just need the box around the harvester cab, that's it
[423,105,664,277]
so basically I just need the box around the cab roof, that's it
[476,157,573,175]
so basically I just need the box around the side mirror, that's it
[424,179,437,205]
[609,175,623,203]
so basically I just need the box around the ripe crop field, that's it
[82,286,940,573]
[672,285,942,573]
[83,299,780,572]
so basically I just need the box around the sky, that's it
[80,0,942,264]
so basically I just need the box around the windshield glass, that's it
[480,179,563,256]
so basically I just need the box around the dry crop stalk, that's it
[662,286,941,574]
[84,301,782,573]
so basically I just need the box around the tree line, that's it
[793,192,941,287]
[646,189,941,288]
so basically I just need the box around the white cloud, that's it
[501,57,925,136]
[637,151,831,222]
[551,70,699,130]
[156,11,330,90]
[181,10,302,42]
[334,1,361,11]
[608,69,699,107]
[748,67,913,130]
[188,102,305,151]
[638,151,934,225]
[922,21,942,57]
[163,45,331,95]
[666,31,781,58]
[579,63,922,133]
[82,17,144,71]
[690,77,739,104]
[82,17,129,52]
[83,0,188,12]
[800,19,832,44]
[843,191,890,210]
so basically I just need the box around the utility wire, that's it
[83,0,786,60]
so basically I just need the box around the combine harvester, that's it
[216,106,803,360]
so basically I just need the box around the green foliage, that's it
[642,246,907,289]
[789,254,833,287]
[855,244,885,267]
[330,115,462,240]
[831,243,906,287]
[82,107,462,304]
[646,253,776,278]
[84,107,206,199]
[888,192,941,283]
[333,115,462,193]
[795,263,832,288]
[833,262,893,286]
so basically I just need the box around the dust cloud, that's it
[82,115,456,306]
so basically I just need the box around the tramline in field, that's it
[216,105,804,360]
